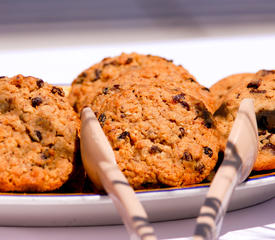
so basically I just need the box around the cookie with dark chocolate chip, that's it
[213,70,275,171]
[91,81,220,189]
[69,52,216,114]
[0,75,80,192]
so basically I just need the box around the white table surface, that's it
[0,1,275,239]
[0,197,274,240]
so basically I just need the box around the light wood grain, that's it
[80,107,157,240]
[194,99,258,240]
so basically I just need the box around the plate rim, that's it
[0,172,273,205]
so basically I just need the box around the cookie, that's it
[214,70,275,171]
[0,75,80,192]
[61,85,71,97]
[81,66,216,115]
[210,73,254,108]
[91,79,220,189]
[69,52,216,114]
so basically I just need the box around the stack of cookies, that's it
[69,53,221,189]
[0,52,274,192]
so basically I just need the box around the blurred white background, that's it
[0,0,275,86]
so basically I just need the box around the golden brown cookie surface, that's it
[210,73,254,109]
[0,75,80,192]
[214,70,275,171]
[69,52,216,114]
[91,79,220,189]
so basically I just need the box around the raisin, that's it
[203,146,213,157]
[181,151,193,161]
[149,145,162,154]
[41,149,51,160]
[247,80,261,89]
[172,93,185,103]
[187,77,196,83]
[36,79,44,88]
[0,76,6,79]
[262,143,275,152]
[195,163,205,174]
[98,113,106,127]
[79,72,87,78]
[202,87,210,92]
[73,103,78,113]
[92,69,102,82]
[178,127,185,138]
[180,101,190,111]
[258,130,266,136]
[35,130,42,141]
[118,131,130,140]
[102,87,109,95]
[112,84,120,90]
[236,93,241,99]
[172,93,190,110]
[249,89,267,94]
[26,129,41,142]
[121,113,126,118]
[31,97,43,107]
[125,58,133,64]
[51,86,65,97]
[41,153,48,160]
[203,121,212,128]
[118,131,134,145]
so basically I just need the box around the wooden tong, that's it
[80,98,258,240]
[194,99,258,240]
[81,107,157,240]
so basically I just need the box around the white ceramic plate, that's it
[1,36,275,227]
[0,172,274,226]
